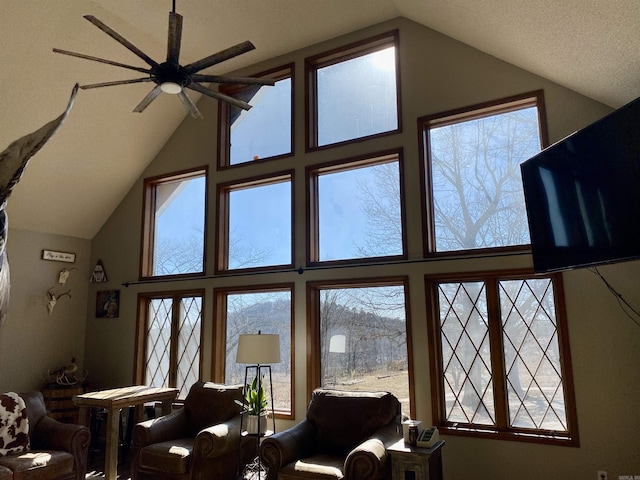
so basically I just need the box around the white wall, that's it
[0,228,90,392]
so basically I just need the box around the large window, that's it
[135,291,204,400]
[141,168,207,278]
[425,271,578,445]
[216,172,293,272]
[214,285,293,416]
[419,91,547,254]
[308,151,405,264]
[307,279,413,416]
[219,65,294,167]
[307,31,400,149]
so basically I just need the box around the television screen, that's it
[521,96,640,273]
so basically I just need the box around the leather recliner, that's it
[0,391,90,480]
[130,382,255,480]
[260,389,402,480]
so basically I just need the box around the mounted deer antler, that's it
[47,288,72,316]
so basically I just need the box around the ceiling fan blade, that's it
[133,85,163,113]
[184,41,255,74]
[191,74,276,86]
[178,91,204,119]
[83,15,159,68]
[53,48,151,74]
[80,78,152,90]
[187,82,252,110]
[167,12,183,64]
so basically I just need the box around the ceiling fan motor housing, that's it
[153,62,190,88]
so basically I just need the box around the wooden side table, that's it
[388,439,445,480]
[42,383,85,423]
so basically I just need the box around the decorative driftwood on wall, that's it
[0,84,78,327]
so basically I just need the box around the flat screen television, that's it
[521,96,640,273]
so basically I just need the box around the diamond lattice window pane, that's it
[146,298,172,388]
[500,279,568,432]
[438,282,495,425]
[177,296,202,400]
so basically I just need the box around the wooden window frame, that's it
[306,276,415,418]
[140,166,208,280]
[418,90,549,258]
[305,30,402,152]
[215,170,295,275]
[212,283,295,419]
[425,269,579,446]
[217,63,295,170]
[134,289,205,399]
[306,148,407,266]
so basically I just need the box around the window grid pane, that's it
[224,291,292,412]
[228,179,292,270]
[176,296,202,400]
[438,282,495,425]
[153,174,206,276]
[146,298,172,388]
[500,278,568,432]
[318,285,410,414]
[316,45,398,146]
[317,158,403,262]
[428,106,541,252]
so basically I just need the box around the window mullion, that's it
[169,295,181,388]
[486,279,509,430]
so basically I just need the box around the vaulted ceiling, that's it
[1,0,639,239]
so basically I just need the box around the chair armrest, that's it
[260,419,316,480]
[131,409,189,449]
[344,421,401,480]
[192,414,243,459]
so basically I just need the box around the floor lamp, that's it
[236,331,280,479]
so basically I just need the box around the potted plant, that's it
[238,375,268,434]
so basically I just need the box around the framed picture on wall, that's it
[96,290,120,318]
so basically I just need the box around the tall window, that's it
[135,291,203,400]
[141,168,207,277]
[214,285,293,416]
[308,151,405,263]
[217,172,293,272]
[425,271,578,445]
[307,31,400,149]
[307,279,413,416]
[420,91,547,254]
[219,65,294,167]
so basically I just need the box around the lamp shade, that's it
[236,333,281,364]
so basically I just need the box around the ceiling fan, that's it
[53,0,274,119]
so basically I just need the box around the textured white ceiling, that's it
[1,0,639,239]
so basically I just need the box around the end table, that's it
[388,439,445,480]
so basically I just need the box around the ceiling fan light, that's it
[160,82,182,94]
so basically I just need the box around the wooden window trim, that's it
[418,90,548,258]
[306,276,415,418]
[306,148,407,266]
[305,30,402,152]
[424,268,579,446]
[217,63,295,170]
[212,283,295,420]
[215,170,295,275]
[140,166,208,280]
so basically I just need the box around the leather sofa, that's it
[261,389,402,480]
[130,382,255,480]
[0,391,90,480]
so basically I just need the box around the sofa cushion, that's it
[279,454,344,480]
[0,450,74,480]
[0,393,29,456]
[185,382,242,437]
[307,389,398,455]
[0,465,11,480]
[139,438,194,474]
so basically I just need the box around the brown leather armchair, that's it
[130,382,255,480]
[0,391,90,480]
[261,389,402,480]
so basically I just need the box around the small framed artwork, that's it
[42,249,76,263]
[96,290,120,318]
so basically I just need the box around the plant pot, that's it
[245,413,268,435]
